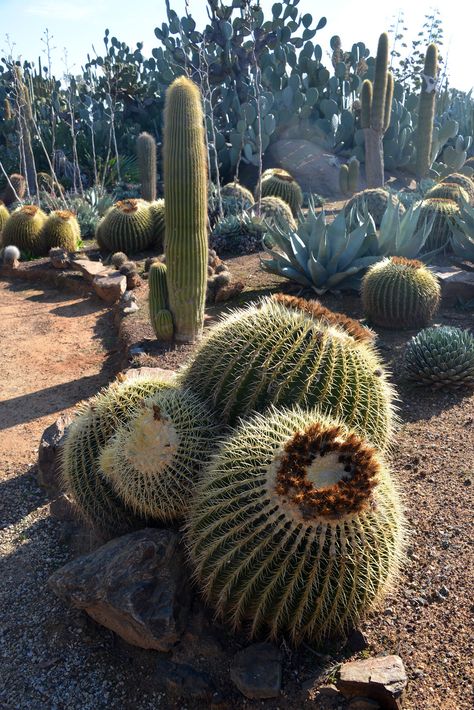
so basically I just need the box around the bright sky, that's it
[1,0,472,93]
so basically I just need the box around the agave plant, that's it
[260,201,380,294]
[451,198,474,260]
[374,198,437,259]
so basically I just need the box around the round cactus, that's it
[260,168,303,216]
[149,199,166,252]
[99,388,216,521]
[361,257,441,330]
[188,406,405,645]
[1,205,48,256]
[111,251,129,269]
[42,210,80,252]
[425,182,469,206]
[249,195,297,231]
[404,326,474,388]
[0,201,9,232]
[180,298,396,449]
[416,198,460,252]
[61,376,175,537]
[345,188,405,228]
[95,199,154,253]
[221,182,255,209]
[440,173,474,204]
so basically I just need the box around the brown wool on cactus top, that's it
[116,199,140,214]
[55,210,76,220]
[391,256,423,268]
[22,205,40,217]
[274,423,380,519]
[267,169,296,183]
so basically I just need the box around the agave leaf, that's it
[290,232,309,270]
[337,219,373,271]
[325,266,362,288]
[326,212,347,261]
[307,254,328,286]
[450,226,474,260]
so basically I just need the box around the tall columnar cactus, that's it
[149,199,166,251]
[164,76,208,343]
[61,376,175,538]
[416,198,459,252]
[137,132,157,202]
[180,298,396,449]
[260,168,303,216]
[188,407,405,645]
[360,33,394,187]
[339,158,360,195]
[148,262,174,341]
[404,326,474,388]
[0,201,9,232]
[99,388,216,521]
[42,210,81,252]
[1,205,47,255]
[95,199,154,253]
[415,44,438,180]
[361,257,441,329]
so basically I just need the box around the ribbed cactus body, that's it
[260,169,303,216]
[425,182,469,206]
[164,76,208,343]
[221,182,255,209]
[405,326,474,388]
[250,195,297,231]
[416,198,459,252]
[339,160,360,195]
[99,388,216,521]
[95,199,154,253]
[188,407,404,645]
[180,298,395,449]
[43,210,80,252]
[362,257,441,329]
[149,199,166,252]
[1,205,47,255]
[61,376,175,538]
[0,201,9,232]
[137,131,157,202]
[149,262,174,341]
[440,173,474,204]
[345,188,405,228]
[415,44,438,180]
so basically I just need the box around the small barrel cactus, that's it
[440,173,474,204]
[188,406,405,645]
[0,201,9,231]
[221,182,255,209]
[148,262,174,341]
[249,195,297,231]
[345,188,405,228]
[42,210,81,252]
[100,388,216,521]
[426,182,469,206]
[149,199,166,252]
[1,205,48,256]
[416,198,459,252]
[95,199,154,253]
[180,298,396,449]
[260,168,303,216]
[136,131,157,202]
[404,326,474,388]
[361,257,441,330]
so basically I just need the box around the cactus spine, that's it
[360,33,393,187]
[137,132,157,202]
[42,210,80,252]
[149,262,174,341]
[415,44,438,180]
[164,76,208,343]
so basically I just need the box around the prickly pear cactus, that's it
[1,205,48,256]
[188,406,405,645]
[361,257,441,329]
[405,326,474,388]
[260,168,303,216]
[42,210,81,252]
[416,198,459,252]
[95,199,154,253]
[345,188,405,228]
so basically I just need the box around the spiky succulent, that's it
[260,168,303,216]
[99,388,216,521]
[180,298,396,449]
[345,189,405,228]
[440,173,474,204]
[416,198,459,252]
[374,198,437,258]
[1,205,48,256]
[451,200,474,260]
[221,182,255,210]
[42,210,81,252]
[188,406,405,646]
[61,376,175,538]
[425,182,469,206]
[149,199,166,252]
[404,326,474,388]
[250,195,297,231]
[210,212,267,255]
[95,199,154,253]
[361,257,441,330]
[261,200,380,294]
[0,201,9,232]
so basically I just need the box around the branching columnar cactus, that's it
[360,33,394,188]
[1,205,47,256]
[164,76,208,343]
[425,182,469,206]
[42,210,81,252]
[345,188,405,228]
[136,131,157,202]
[415,44,438,180]
[95,199,154,253]
[188,406,405,645]
[149,199,166,251]
[0,201,9,232]
[99,388,216,521]
[361,257,441,329]
[404,326,474,388]
[61,376,175,538]
[440,173,474,205]
[148,262,174,341]
[260,168,303,216]
[339,158,360,195]
[416,198,459,252]
[180,298,396,449]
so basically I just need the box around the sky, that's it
[0,0,472,93]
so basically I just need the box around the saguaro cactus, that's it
[137,132,157,202]
[360,33,394,188]
[164,76,208,343]
[416,44,438,180]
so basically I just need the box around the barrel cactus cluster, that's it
[404,326,474,388]
[1,205,48,256]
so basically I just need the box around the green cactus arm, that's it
[148,262,174,341]
[360,80,373,129]
[416,44,438,179]
[370,33,389,131]
[137,132,157,202]
[348,158,360,193]
[339,164,349,194]
[383,73,394,133]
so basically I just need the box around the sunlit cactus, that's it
[42,210,81,252]
[405,326,474,388]
[1,205,47,256]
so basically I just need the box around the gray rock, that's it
[50,248,70,269]
[156,659,216,701]
[72,258,110,281]
[48,529,191,651]
[93,272,127,303]
[230,642,282,699]
[337,655,407,710]
[345,628,369,652]
[49,493,77,522]
[435,267,474,305]
[37,413,73,494]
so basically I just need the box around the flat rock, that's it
[37,413,73,493]
[72,258,110,281]
[337,655,407,710]
[230,642,282,699]
[48,528,191,651]
[435,267,474,305]
[93,272,127,303]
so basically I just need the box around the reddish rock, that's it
[337,655,407,710]
[93,272,127,303]
[72,258,109,281]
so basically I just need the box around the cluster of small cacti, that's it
[206,249,243,304]
[404,326,474,388]
[260,168,303,216]
[361,257,441,329]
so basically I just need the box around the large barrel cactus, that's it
[136,131,157,202]
[95,199,154,253]
[99,388,216,521]
[1,205,47,255]
[180,298,396,449]
[361,257,441,329]
[188,406,405,645]
[345,188,406,229]
[440,173,474,204]
[164,76,208,343]
[405,326,474,388]
[425,183,469,206]
[61,376,175,538]
[416,198,459,252]
[42,210,80,252]
[260,168,303,216]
